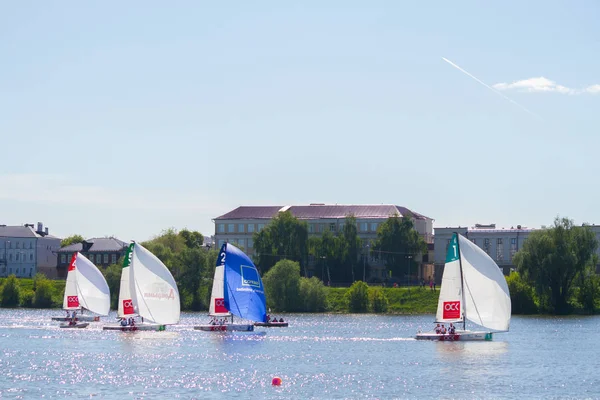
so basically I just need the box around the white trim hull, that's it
[60,322,89,329]
[52,316,100,322]
[254,322,288,328]
[415,330,493,341]
[194,324,254,332]
[102,323,166,332]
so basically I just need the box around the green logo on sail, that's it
[123,243,134,268]
[445,234,459,263]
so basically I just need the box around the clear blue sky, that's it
[1,1,598,241]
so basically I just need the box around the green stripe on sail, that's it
[122,243,134,268]
[445,233,459,263]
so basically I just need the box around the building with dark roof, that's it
[0,222,61,279]
[214,204,433,281]
[56,237,128,278]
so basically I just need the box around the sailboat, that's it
[103,242,180,331]
[194,243,267,332]
[52,252,110,328]
[416,232,511,341]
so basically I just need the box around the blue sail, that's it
[222,243,267,323]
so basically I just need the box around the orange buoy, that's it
[272,376,282,386]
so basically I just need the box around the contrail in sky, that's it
[441,57,543,120]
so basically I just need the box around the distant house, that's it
[0,222,61,279]
[56,237,128,279]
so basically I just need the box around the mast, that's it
[455,232,466,331]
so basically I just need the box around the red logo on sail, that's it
[67,296,79,308]
[443,301,460,319]
[123,299,134,315]
[68,254,77,271]
[214,298,227,313]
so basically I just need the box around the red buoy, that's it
[272,376,282,386]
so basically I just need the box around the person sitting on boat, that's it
[440,325,447,334]
[434,324,441,334]
[130,318,135,327]
[120,318,128,327]
[279,318,284,323]
[266,315,271,322]
[449,323,456,334]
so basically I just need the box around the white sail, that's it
[63,254,80,310]
[459,235,511,331]
[130,243,180,325]
[74,253,110,316]
[435,257,464,324]
[208,264,230,317]
[117,243,135,318]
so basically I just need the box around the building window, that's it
[29,242,33,249]
[308,224,314,233]
[16,268,19,275]
[360,222,368,232]
[248,224,254,233]
[228,224,235,233]
[238,224,244,233]
[247,238,253,248]
[339,223,345,232]
[61,254,66,264]
[370,223,378,232]
[103,254,109,264]
[16,242,20,249]
[15,253,19,261]
[218,224,225,233]
[329,223,336,232]
[111,254,117,264]
[218,240,225,248]
[258,224,265,231]
[237,238,245,248]
[484,239,491,255]
[510,238,517,260]
[9,254,12,261]
[496,238,504,262]
[8,242,12,249]
[29,253,33,261]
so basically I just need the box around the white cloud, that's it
[0,173,222,212]
[492,77,600,95]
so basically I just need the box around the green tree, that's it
[179,229,204,249]
[298,277,328,312]
[575,259,599,313]
[372,215,427,281]
[505,272,538,314]
[369,287,389,313]
[262,259,301,312]
[345,281,369,312]
[61,234,84,247]
[513,217,598,314]
[32,274,55,308]
[102,263,122,310]
[1,275,21,307]
[341,215,362,282]
[253,211,308,274]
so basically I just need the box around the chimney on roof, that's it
[45,227,49,235]
[37,222,43,233]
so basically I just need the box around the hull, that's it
[52,316,100,322]
[194,324,254,332]
[60,322,89,329]
[102,323,166,332]
[254,322,288,328]
[415,330,493,341]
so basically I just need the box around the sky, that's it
[1,1,599,241]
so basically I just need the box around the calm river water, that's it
[0,309,598,399]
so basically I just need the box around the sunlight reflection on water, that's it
[0,309,598,399]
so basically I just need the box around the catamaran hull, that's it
[102,323,166,332]
[254,322,288,328]
[60,322,89,329]
[415,331,493,341]
[52,316,100,322]
[194,324,254,332]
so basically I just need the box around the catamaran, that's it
[416,232,511,341]
[195,243,267,332]
[54,252,110,328]
[103,242,180,331]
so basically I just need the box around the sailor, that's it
[435,324,441,334]
[279,318,284,323]
[120,318,127,326]
[441,324,447,334]
[449,323,455,334]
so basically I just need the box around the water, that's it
[0,309,598,399]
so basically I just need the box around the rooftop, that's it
[215,204,431,221]
[0,223,58,239]
[58,237,128,253]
